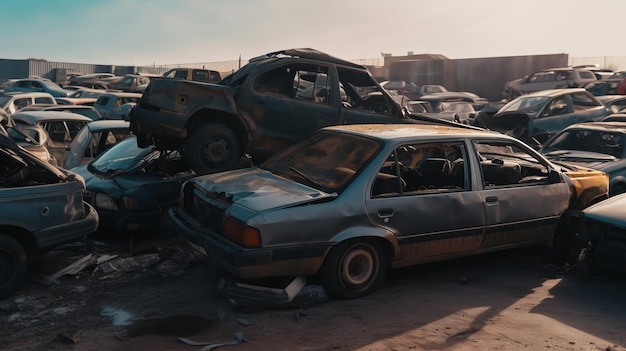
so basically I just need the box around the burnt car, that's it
[71,136,195,232]
[131,48,414,174]
[0,133,98,299]
[540,122,626,196]
[577,193,626,275]
[482,88,611,148]
[170,124,608,299]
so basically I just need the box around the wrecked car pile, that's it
[3,47,625,306]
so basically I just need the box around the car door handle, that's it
[378,208,394,219]
[485,196,498,204]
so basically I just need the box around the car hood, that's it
[72,163,176,193]
[542,150,615,170]
[190,167,337,212]
[582,193,626,229]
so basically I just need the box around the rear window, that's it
[579,71,595,79]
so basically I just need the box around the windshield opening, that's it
[260,130,382,193]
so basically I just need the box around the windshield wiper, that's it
[288,166,324,188]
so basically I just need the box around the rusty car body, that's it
[577,192,626,275]
[170,124,608,299]
[11,111,92,167]
[540,121,626,196]
[130,48,415,174]
[0,133,98,299]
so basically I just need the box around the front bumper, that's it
[34,202,99,251]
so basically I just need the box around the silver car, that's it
[170,124,608,299]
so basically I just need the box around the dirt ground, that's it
[1,230,626,351]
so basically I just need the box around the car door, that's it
[242,62,340,155]
[365,140,486,266]
[472,139,570,249]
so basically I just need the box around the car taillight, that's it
[223,217,261,248]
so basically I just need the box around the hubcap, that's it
[341,247,374,285]
[201,137,231,167]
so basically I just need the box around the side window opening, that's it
[372,142,468,197]
[337,67,394,115]
[254,64,329,105]
[253,65,297,98]
[473,140,550,188]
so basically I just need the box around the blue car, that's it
[71,136,195,232]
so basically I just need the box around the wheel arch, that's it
[0,226,37,257]
[186,108,249,152]
[322,227,399,270]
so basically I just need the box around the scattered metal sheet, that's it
[49,254,97,280]
[219,276,306,306]
[178,332,247,350]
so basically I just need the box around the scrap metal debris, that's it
[178,332,248,350]
[219,276,306,308]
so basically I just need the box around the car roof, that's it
[562,121,626,133]
[85,120,130,132]
[523,88,587,98]
[323,123,506,141]
[1,91,55,98]
[12,111,92,125]
[98,92,142,98]
[249,48,366,69]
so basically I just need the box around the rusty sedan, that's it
[170,124,608,299]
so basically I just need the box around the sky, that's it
[1,0,624,66]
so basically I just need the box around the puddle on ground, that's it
[100,306,135,326]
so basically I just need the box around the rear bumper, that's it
[131,105,188,139]
[169,208,328,279]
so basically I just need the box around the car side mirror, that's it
[547,169,562,184]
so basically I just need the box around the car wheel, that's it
[183,123,242,174]
[0,234,28,300]
[320,239,387,299]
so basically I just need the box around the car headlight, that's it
[94,193,118,211]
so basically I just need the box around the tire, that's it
[320,239,387,299]
[609,184,626,197]
[0,235,28,300]
[183,123,242,174]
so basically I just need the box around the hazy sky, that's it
[1,0,623,66]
